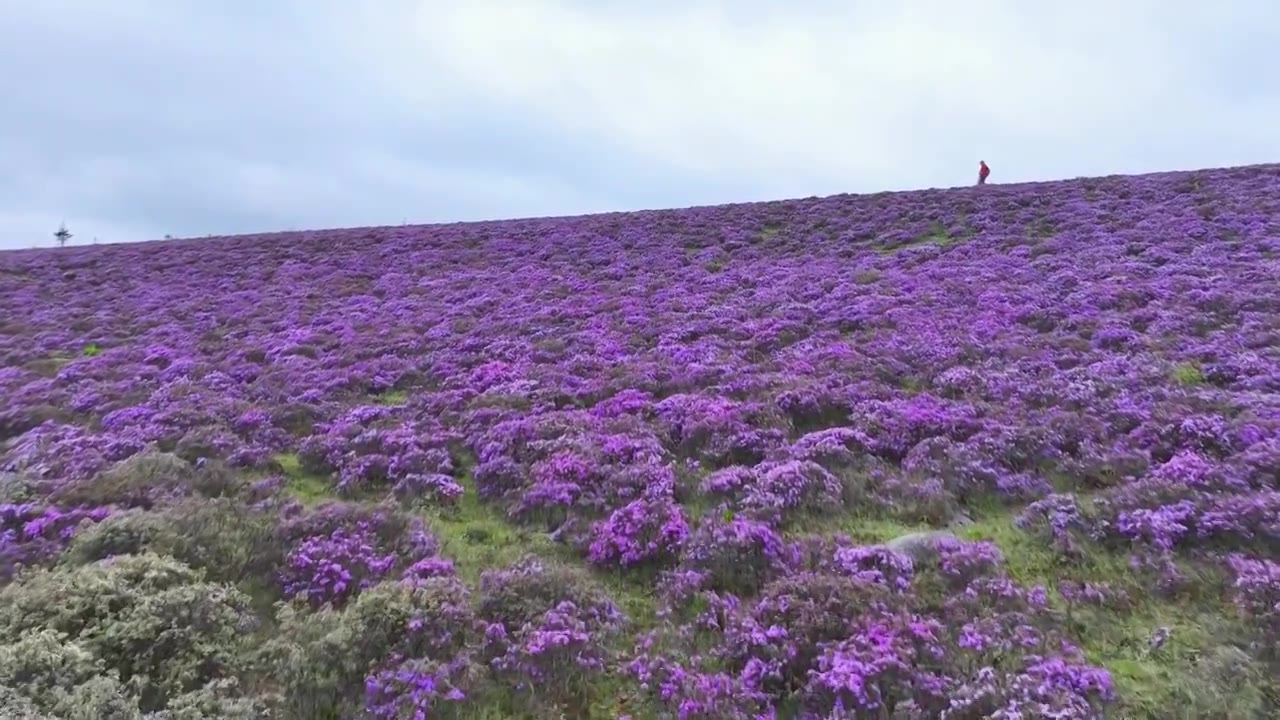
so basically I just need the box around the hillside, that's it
[1,163,1279,719]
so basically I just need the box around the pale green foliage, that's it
[1171,361,1204,386]
[0,628,106,709]
[51,450,192,507]
[64,499,279,584]
[62,508,170,563]
[51,451,247,509]
[55,675,141,720]
[142,679,268,720]
[0,684,55,719]
[476,555,612,628]
[0,471,37,504]
[0,553,258,714]
[0,552,200,637]
[262,603,345,720]
[0,631,140,719]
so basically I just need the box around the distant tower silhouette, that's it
[54,223,72,247]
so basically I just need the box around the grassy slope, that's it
[270,443,1252,718]
[256,206,1265,719]
[270,448,661,718]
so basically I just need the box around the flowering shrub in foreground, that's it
[587,496,689,569]
[363,656,470,720]
[275,502,450,608]
[476,557,625,710]
[281,523,398,607]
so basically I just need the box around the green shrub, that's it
[0,471,37,504]
[65,499,279,586]
[52,448,248,508]
[0,553,258,714]
[51,675,140,720]
[62,509,169,563]
[476,555,617,628]
[0,684,57,719]
[1176,645,1267,719]
[1172,361,1204,386]
[143,679,267,720]
[263,576,480,720]
[0,628,104,708]
[51,450,193,508]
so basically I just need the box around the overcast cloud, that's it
[2,0,1278,249]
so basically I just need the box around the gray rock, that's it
[0,471,35,502]
[883,530,957,562]
[548,517,589,546]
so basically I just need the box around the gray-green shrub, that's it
[0,553,258,714]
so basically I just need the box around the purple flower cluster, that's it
[476,557,625,707]
[805,611,948,713]
[677,517,794,596]
[943,656,1115,719]
[363,657,468,719]
[832,544,916,592]
[0,502,112,579]
[277,502,448,607]
[484,600,609,688]
[934,537,1004,589]
[2,421,136,483]
[281,522,398,607]
[298,406,459,497]
[635,532,1114,718]
[719,459,846,523]
[587,496,689,568]
[627,635,775,720]
[1226,554,1280,655]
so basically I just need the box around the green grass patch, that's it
[271,452,334,504]
[1171,361,1204,386]
[789,512,932,543]
[956,512,1102,586]
[424,469,556,584]
[82,342,101,357]
[592,570,661,628]
[758,224,782,241]
[876,220,962,253]
[915,220,953,246]
[372,389,408,405]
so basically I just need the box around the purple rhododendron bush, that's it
[2,164,1280,718]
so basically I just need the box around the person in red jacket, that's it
[977,160,990,185]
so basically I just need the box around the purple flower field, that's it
[1,163,1279,718]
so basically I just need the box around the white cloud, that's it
[395,0,1280,194]
[1,0,1278,249]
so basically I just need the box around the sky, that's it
[2,0,1278,249]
